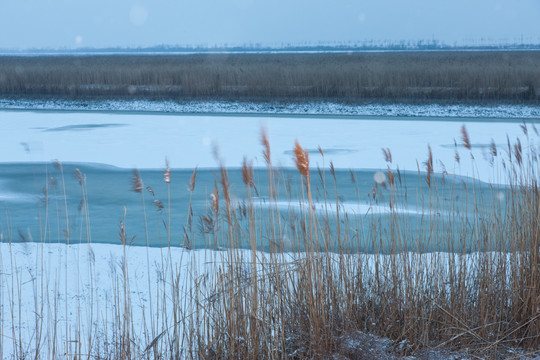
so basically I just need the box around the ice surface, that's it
[0,109,533,183]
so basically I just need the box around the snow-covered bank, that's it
[0,242,226,358]
[1,98,540,119]
[1,242,537,359]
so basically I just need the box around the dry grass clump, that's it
[0,51,539,102]
[1,126,540,359]
[186,128,540,359]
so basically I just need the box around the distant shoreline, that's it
[1,51,539,104]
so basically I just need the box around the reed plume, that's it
[163,159,171,184]
[294,140,310,177]
[53,159,62,171]
[119,219,126,246]
[211,182,219,215]
[131,170,143,193]
[461,125,471,150]
[242,157,254,188]
[514,138,523,165]
[424,145,434,187]
[382,147,392,163]
[188,166,198,192]
[520,121,528,136]
[387,166,395,186]
[261,129,271,165]
[153,200,164,212]
[490,139,498,158]
[74,168,83,186]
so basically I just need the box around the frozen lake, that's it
[0,109,532,174]
[0,109,537,250]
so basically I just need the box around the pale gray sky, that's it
[0,0,539,49]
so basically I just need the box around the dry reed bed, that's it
[0,51,539,101]
[1,126,540,359]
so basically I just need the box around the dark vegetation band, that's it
[0,51,539,102]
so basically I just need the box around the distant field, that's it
[0,51,539,102]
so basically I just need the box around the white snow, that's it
[0,242,508,358]
[1,99,540,119]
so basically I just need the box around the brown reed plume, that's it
[424,145,434,187]
[131,169,143,193]
[153,200,164,212]
[294,140,310,177]
[382,147,393,163]
[490,139,498,158]
[520,121,528,136]
[461,124,471,150]
[188,166,198,192]
[514,138,523,165]
[53,159,63,172]
[74,168,83,186]
[242,157,254,188]
[387,166,395,186]
[220,167,231,206]
[261,129,271,165]
[381,148,395,185]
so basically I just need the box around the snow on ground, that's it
[1,98,540,119]
[0,242,520,359]
[0,241,220,358]
[2,242,537,359]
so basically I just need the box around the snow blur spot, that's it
[497,191,505,202]
[127,85,137,95]
[357,13,366,23]
[129,5,148,26]
[373,171,386,184]
[75,35,83,46]
[202,137,211,147]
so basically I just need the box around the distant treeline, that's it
[0,51,539,102]
[5,40,540,54]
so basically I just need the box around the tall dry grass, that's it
[181,126,540,359]
[0,51,539,101]
[0,125,539,359]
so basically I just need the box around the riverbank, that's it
[2,241,539,359]
[2,97,540,119]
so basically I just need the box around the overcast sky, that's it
[1,0,539,49]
